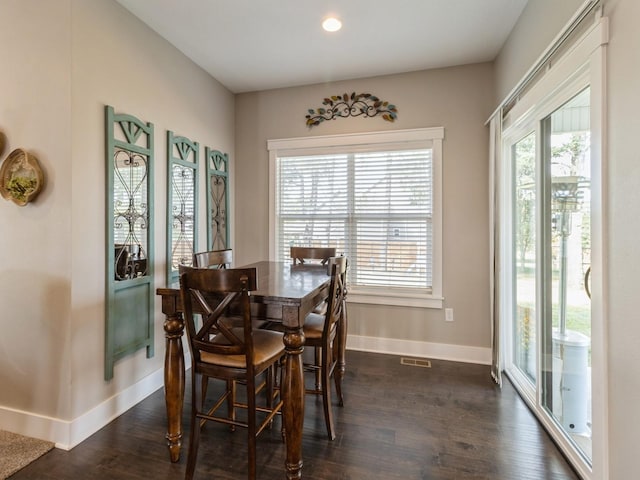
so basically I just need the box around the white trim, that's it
[347,334,491,365]
[0,368,164,450]
[267,127,444,151]
[268,147,277,260]
[348,290,444,309]
[586,19,608,480]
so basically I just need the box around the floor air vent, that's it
[400,357,432,368]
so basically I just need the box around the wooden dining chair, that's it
[179,266,285,480]
[290,246,337,315]
[289,246,348,393]
[302,256,347,440]
[192,248,233,268]
[191,249,236,403]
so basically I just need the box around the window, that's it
[268,128,443,308]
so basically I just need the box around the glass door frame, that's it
[505,126,540,400]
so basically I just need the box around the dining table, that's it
[156,260,339,479]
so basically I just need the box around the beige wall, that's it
[235,64,494,356]
[495,0,640,477]
[0,0,234,446]
[0,0,74,422]
[0,0,71,418]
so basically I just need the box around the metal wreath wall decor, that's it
[305,92,398,128]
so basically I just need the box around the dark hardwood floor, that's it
[11,351,580,479]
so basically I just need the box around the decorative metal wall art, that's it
[112,143,150,280]
[205,147,229,251]
[105,105,155,380]
[305,92,398,128]
[166,131,199,284]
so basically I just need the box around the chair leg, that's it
[229,380,236,432]
[321,353,336,441]
[266,366,275,429]
[334,348,344,407]
[201,376,208,411]
[314,347,321,391]
[185,372,203,480]
[247,376,257,480]
[335,309,347,407]
[266,367,274,409]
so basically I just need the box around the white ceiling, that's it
[116,0,529,94]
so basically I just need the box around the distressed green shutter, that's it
[166,131,199,284]
[105,105,155,380]
[205,148,229,250]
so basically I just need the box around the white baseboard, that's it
[0,368,164,450]
[346,334,492,365]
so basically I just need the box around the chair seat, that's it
[302,312,325,341]
[204,328,284,368]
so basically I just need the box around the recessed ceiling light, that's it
[322,17,342,32]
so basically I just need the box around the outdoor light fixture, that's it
[322,17,342,32]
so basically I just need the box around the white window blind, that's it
[269,128,444,308]
[276,149,432,291]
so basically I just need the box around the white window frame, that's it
[268,127,444,309]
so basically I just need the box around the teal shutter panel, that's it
[105,105,155,381]
[205,148,229,250]
[166,131,199,285]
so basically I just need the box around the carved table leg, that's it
[282,322,305,479]
[164,313,185,463]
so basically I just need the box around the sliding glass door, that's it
[503,84,594,472]
[512,131,537,384]
[498,14,606,479]
[542,88,592,458]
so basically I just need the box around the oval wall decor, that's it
[0,148,45,206]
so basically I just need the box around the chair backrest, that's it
[179,266,258,365]
[290,246,336,265]
[323,256,347,340]
[327,255,348,297]
[193,248,233,268]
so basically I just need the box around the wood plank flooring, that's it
[10,350,580,479]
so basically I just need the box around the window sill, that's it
[348,289,444,309]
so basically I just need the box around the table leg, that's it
[282,324,305,479]
[164,313,185,463]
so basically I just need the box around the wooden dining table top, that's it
[243,260,330,301]
[158,260,331,327]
